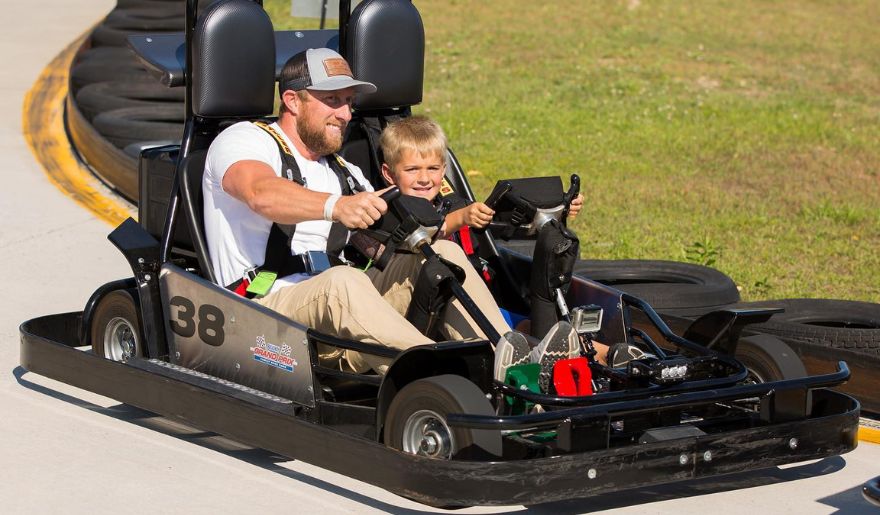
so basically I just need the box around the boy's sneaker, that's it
[494,331,531,382]
[529,321,580,393]
[606,343,654,368]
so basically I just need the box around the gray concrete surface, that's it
[2,1,878,513]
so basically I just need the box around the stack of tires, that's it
[68,0,187,201]
[500,239,742,317]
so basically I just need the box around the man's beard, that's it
[297,115,345,156]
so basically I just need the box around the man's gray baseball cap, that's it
[280,48,377,94]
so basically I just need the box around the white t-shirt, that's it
[203,121,373,292]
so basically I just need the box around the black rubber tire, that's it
[117,0,184,8]
[92,105,185,149]
[574,259,740,313]
[104,9,184,30]
[75,81,184,121]
[384,375,501,460]
[90,23,180,47]
[735,334,806,383]
[497,240,740,314]
[91,290,143,362]
[70,60,150,91]
[74,46,137,64]
[737,298,880,354]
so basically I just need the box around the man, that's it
[202,48,526,375]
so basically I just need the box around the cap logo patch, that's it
[323,58,353,78]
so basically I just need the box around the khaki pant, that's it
[255,240,510,373]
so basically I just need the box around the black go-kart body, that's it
[20,0,859,508]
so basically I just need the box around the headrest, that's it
[191,0,276,118]
[346,0,424,111]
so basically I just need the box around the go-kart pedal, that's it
[553,357,593,397]
[502,362,541,414]
[529,321,580,393]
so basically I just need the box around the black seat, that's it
[175,0,276,283]
[338,0,424,189]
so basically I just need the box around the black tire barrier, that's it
[499,240,740,315]
[736,298,880,354]
[90,22,182,47]
[92,105,185,149]
[75,81,185,121]
[66,94,141,201]
[70,60,151,92]
[74,46,137,64]
[574,259,740,314]
[117,0,184,8]
[104,9,185,30]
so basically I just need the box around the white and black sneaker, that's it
[494,331,531,382]
[606,343,654,368]
[529,321,580,393]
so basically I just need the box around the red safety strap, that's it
[458,225,475,255]
[455,225,492,282]
[553,357,593,397]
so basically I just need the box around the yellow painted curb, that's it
[860,425,880,445]
[22,34,130,227]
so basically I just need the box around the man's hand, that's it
[333,191,388,229]
[462,202,495,228]
[567,193,584,219]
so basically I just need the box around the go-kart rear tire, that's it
[91,290,143,362]
[735,334,806,383]
[384,375,501,460]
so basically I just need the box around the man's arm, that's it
[222,160,388,229]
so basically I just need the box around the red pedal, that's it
[553,357,593,396]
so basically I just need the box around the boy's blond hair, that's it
[379,115,448,169]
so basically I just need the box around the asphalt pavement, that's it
[1,1,877,513]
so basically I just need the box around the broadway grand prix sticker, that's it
[251,335,298,372]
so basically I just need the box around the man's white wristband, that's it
[323,194,341,222]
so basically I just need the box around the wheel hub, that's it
[104,317,138,361]
[402,410,454,459]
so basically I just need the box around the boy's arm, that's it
[442,207,469,235]
[442,202,494,235]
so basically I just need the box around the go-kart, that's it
[20,0,859,508]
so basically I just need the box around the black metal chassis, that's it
[21,310,859,507]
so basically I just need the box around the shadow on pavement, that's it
[817,481,878,514]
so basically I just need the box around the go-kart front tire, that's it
[736,334,806,383]
[384,375,501,460]
[91,290,143,362]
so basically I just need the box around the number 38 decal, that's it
[169,296,225,346]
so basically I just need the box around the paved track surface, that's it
[3,1,878,513]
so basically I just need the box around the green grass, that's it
[265,0,880,302]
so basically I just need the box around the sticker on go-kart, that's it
[251,335,298,372]
[169,295,225,346]
[439,177,454,196]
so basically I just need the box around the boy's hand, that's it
[463,202,495,228]
[567,193,584,219]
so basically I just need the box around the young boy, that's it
[379,116,584,237]
[377,116,645,382]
